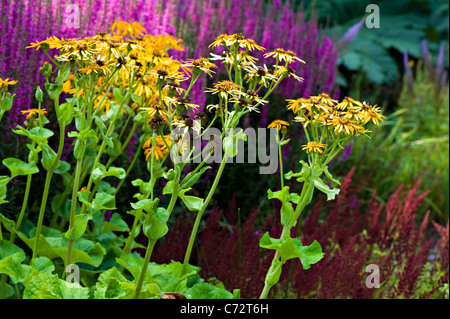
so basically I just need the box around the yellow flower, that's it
[182,57,217,77]
[335,96,362,110]
[267,120,290,131]
[143,134,171,161]
[286,98,309,114]
[26,36,62,51]
[243,63,277,87]
[205,80,241,100]
[301,141,327,155]
[362,104,386,126]
[134,76,155,99]
[111,20,147,39]
[21,108,47,120]
[0,78,18,89]
[331,116,364,135]
[240,38,266,52]
[310,93,338,106]
[274,65,303,82]
[264,48,305,64]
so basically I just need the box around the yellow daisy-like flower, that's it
[335,96,362,110]
[301,141,327,155]
[274,65,303,83]
[267,119,290,131]
[240,38,266,52]
[205,80,241,100]
[0,78,18,89]
[143,134,172,161]
[310,93,338,106]
[286,98,309,114]
[332,116,364,135]
[111,20,147,39]
[26,36,62,51]
[21,108,47,120]
[264,48,305,64]
[209,34,232,49]
[182,57,217,77]
[362,105,386,126]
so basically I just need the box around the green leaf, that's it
[179,191,204,212]
[314,178,340,201]
[0,240,25,260]
[0,213,15,232]
[142,207,169,240]
[148,262,198,293]
[223,129,247,158]
[259,233,324,270]
[323,165,341,186]
[17,231,106,267]
[113,87,124,102]
[64,214,92,240]
[180,166,211,189]
[130,198,158,211]
[130,93,142,103]
[90,192,116,214]
[94,267,128,299]
[40,143,58,171]
[91,163,126,184]
[163,180,175,195]
[267,187,295,227]
[187,283,233,299]
[115,254,145,281]
[264,258,283,287]
[31,257,55,274]
[102,213,130,233]
[54,160,71,175]
[23,273,89,299]
[2,158,39,178]
[0,253,32,284]
[0,177,11,205]
[57,102,74,126]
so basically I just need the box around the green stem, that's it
[259,176,316,299]
[115,137,144,195]
[133,239,156,299]
[32,122,65,261]
[278,139,284,189]
[65,154,84,268]
[10,173,32,244]
[182,153,228,267]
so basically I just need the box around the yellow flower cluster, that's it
[288,93,385,136]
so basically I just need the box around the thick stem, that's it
[133,239,156,299]
[65,155,83,268]
[10,173,32,244]
[32,123,65,261]
[182,154,228,267]
[259,177,316,299]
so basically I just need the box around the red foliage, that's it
[151,169,449,299]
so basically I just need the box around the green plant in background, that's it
[309,0,449,86]
[334,45,449,223]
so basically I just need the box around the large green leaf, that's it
[186,283,233,299]
[142,207,169,241]
[0,253,32,284]
[23,273,89,299]
[259,232,324,270]
[2,158,39,178]
[17,231,106,267]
